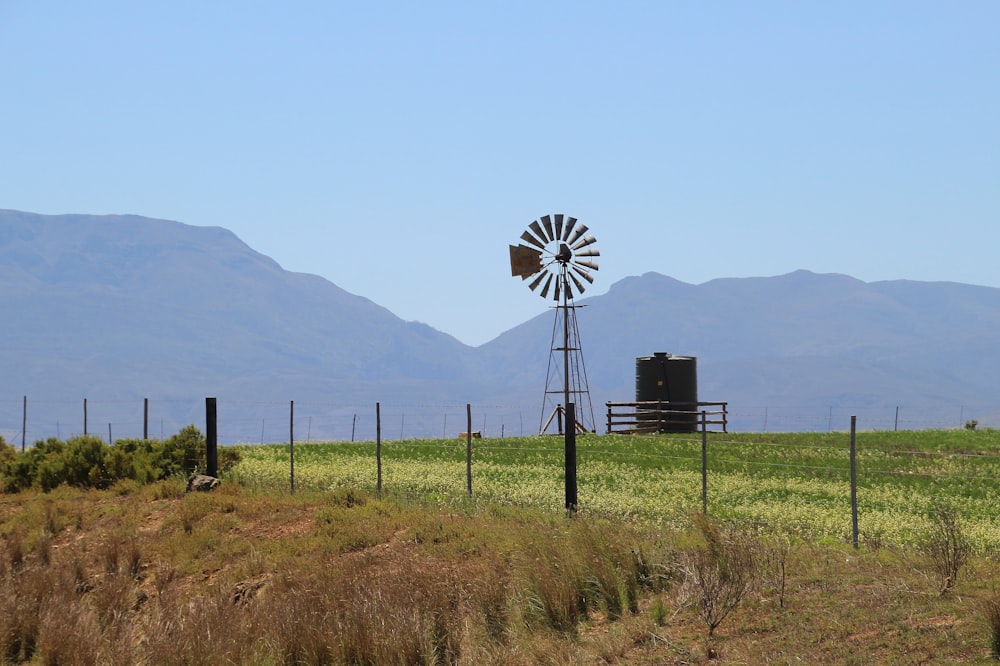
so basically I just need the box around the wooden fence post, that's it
[21,395,26,452]
[144,398,149,440]
[84,397,88,436]
[289,400,295,494]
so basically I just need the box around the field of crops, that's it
[228,428,1000,552]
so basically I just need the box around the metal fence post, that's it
[376,402,382,497]
[850,415,859,549]
[565,402,578,514]
[466,403,473,497]
[701,410,708,515]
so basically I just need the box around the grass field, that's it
[4,429,1000,663]
[229,429,1000,553]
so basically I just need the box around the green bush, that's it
[0,436,16,477]
[161,425,206,476]
[63,436,111,489]
[0,426,209,494]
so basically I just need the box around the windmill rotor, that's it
[509,215,600,301]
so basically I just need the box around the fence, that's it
[0,397,546,449]
[605,401,729,433]
[3,396,1000,449]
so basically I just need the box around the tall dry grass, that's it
[2,481,1000,664]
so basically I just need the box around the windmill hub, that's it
[556,243,572,263]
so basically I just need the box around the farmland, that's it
[230,429,1000,553]
[3,428,1000,663]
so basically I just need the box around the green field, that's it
[228,429,1000,553]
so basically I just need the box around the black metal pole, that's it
[565,402,578,514]
[144,398,149,440]
[466,403,473,497]
[21,395,26,452]
[850,415,859,550]
[701,410,708,515]
[562,271,570,436]
[206,397,218,477]
[289,400,295,494]
[376,403,382,496]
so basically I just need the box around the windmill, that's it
[509,214,599,434]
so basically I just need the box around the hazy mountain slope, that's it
[480,269,1000,429]
[0,210,475,402]
[4,209,1000,439]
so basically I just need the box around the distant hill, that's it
[481,270,1000,431]
[3,209,999,441]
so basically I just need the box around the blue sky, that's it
[2,2,998,345]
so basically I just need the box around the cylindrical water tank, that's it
[635,352,698,432]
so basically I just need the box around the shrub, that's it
[161,425,206,477]
[921,502,969,595]
[679,513,760,638]
[62,435,112,489]
[0,437,16,477]
[0,426,210,494]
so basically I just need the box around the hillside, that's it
[3,209,1000,440]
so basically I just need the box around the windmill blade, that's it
[528,221,548,246]
[520,229,545,251]
[553,214,564,242]
[561,216,577,241]
[571,265,595,283]
[540,215,555,242]
[575,258,599,271]
[539,273,554,299]
[569,271,587,294]
[528,270,548,291]
[571,235,597,251]
[574,247,600,258]
[565,223,589,246]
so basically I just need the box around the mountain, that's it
[0,210,487,442]
[481,270,1000,431]
[3,210,998,441]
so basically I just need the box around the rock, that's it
[186,474,221,492]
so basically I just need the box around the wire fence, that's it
[0,397,545,448]
[2,396,1000,448]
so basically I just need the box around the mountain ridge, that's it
[3,209,998,439]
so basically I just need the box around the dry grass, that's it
[1,482,999,664]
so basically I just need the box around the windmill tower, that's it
[509,214,599,434]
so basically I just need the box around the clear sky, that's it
[2,2,998,346]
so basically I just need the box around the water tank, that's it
[635,352,698,432]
